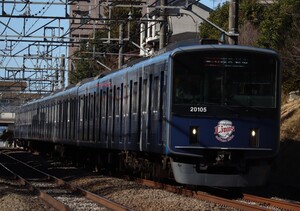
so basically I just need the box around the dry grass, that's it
[280,98,300,141]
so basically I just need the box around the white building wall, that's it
[169,5,210,35]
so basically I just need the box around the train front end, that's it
[167,45,281,187]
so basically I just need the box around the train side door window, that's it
[152,76,159,114]
[85,94,89,141]
[91,92,96,142]
[97,89,102,142]
[108,88,113,118]
[142,79,148,114]
[80,96,84,140]
[67,99,70,140]
[58,101,62,138]
[101,90,107,119]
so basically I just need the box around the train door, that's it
[69,98,73,141]
[45,104,49,140]
[66,98,70,141]
[41,104,46,139]
[130,76,142,149]
[90,92,96,142]
[59,100,63,140]
[79,95,84,141]
[140,73,152,151]
[63,99,68,140]
[72,97,78,141]
[96,89,103,143]
[107,87,113,147]
[114,84,123,147]
[51,102,55,141]
[84,94,89,141]
[53,101,58,141]
[122,81,129,147]
[125,80,134,148]
[101,88,108,146]
[152,64,166,153]
[72,97,76,141]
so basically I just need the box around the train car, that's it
[14,43,281,187]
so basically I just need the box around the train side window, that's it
[116,86,120,117]
[85,95,89,121]
[80,96,84,122]
[92,93,94,119]
[120,83,124,116]
[57,101,61,138]
[89,94,92,120]
[108,88,113,117]
[152,76,159,112]
[67,99,70,139]
[160,71,165,113]
[53,102,56,124]
[132,81,138,114]
[129,80,133,115]
[120,83,124,119]
[102,90,107,118]
[142,79,148,113]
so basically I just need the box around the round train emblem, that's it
[214,120,235,142]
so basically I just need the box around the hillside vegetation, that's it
[281,98,300,141]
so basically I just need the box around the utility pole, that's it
[118,23,124,69]
[159,0,167,49]
[228,0,239,45]
[60,54,65,88]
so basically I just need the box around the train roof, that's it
[19,42,279,108]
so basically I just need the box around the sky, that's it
[0,0,228,92]
[201,0,228,9]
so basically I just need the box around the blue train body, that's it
[14,43,281,186]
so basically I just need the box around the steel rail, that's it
[243,193,300,211]
[0,159,72,211]
[3,152,132,211]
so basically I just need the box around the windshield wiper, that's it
[224,98,263,112]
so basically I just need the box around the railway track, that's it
[137,179,300,211]
[0,150,131,211]
[1,148,300,210]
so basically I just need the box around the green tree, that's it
[200,2,229,40]
[258,0,300,92]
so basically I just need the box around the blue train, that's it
[14,43,281,187]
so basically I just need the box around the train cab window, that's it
[172,51,278,109]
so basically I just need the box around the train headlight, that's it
[249,128,259,147]
[192,128,197,135]
[189,126,199,144]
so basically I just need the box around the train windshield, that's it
[172,50,278,109]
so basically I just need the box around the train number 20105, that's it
[190,106,207,113]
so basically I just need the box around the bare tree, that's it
[238,21,259,46]
[281,16,300,91]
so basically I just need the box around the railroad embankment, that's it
[271,98,300,188]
